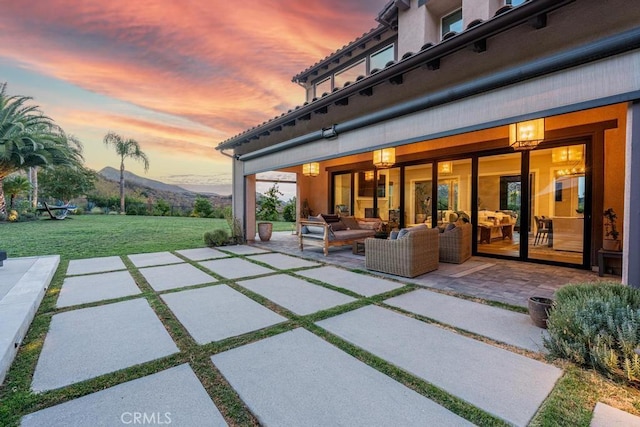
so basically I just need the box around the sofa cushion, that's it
[357,218,382,231]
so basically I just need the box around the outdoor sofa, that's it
[299,214,382,256]
[365,225,439,278]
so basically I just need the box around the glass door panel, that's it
[528,144,586,264]
[437,159,471,225]
[333,173,352,216]
[477,153,521,257]
[379,168,401,228]
[404,164,433,227]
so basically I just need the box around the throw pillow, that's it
[340,216,359,230]
[397,228,410,239]
[329,221,346,232]
[389,230,399,240]
[445,223,457,232]
[321,213,341,223]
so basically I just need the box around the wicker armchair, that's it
[365,227,439,278]
[439,222,472,264]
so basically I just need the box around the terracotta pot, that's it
[528,296,554,329]
[602,239,621,251]
[257,222,273,242]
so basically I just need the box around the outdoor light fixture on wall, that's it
[364,170,375,181]
[372,147,396,168]
[438,161,453,174]
[302,162,320,177]
[321,125,338,139]
[509,118,545,150]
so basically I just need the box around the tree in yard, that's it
[282,196,297,222]
[39,165,97,203]
[257,184,283,221]
[193,196,213,218]
[0,83,84,215]
[2,174,31,209]
[103,131,149,214]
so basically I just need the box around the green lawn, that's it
[0,215,293,260]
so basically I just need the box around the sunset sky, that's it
[0,0,387,195]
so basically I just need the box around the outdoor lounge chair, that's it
[38,202,72,220]
[365,226,439,278]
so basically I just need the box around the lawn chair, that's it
[39,202,70,220]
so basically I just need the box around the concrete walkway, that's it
[6,244,638,426]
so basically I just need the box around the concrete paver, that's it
[139,263,215,292]
[246,253,319,270]
[22,364,227,427]
[67,256,126,276]
[176,247,228,261]
[31,298,179,392]
[161,285,286,344]
[56,270,141,308]
[199,258,274,279]
[0,256,59,385]
[128,252,183,267]
[212,328,473,426]
[591,402,640,427]
[385,289,547,352]
[297,265,404,297]
[317,305,562,426]
[237,274,356,315]
[217,245,270,255]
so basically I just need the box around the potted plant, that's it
[528,296,554,328]
[603,207,621,251]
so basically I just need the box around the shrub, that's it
[544,282,640,383]
[204,229,229,247]
[194,196,213,218]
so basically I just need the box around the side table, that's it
[598,248,622,276]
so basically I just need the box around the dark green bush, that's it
[204,229,229,247]
[544,282,640,383]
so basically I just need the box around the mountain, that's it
[95,167,231,209]
[98,167,190,194]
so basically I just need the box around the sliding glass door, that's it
[477,153,521,258]
[528,144,586,265]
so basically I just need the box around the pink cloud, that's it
[0,0,385,140]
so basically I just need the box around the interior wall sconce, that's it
[364,170,375,181]
[438,161,453,174]
[372,147,396,168]
[509,118,545,150]
[302,162,320,177]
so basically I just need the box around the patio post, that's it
[623,100,640,288]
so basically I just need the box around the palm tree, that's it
[3,174,31,209]
[0,83,83,215]
[103,131,149,214]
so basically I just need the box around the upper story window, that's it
[441,9,463,38]
[334,59,366,89]
[506,0,526,5]
[314,77,332,98]
[370,45,395,71]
